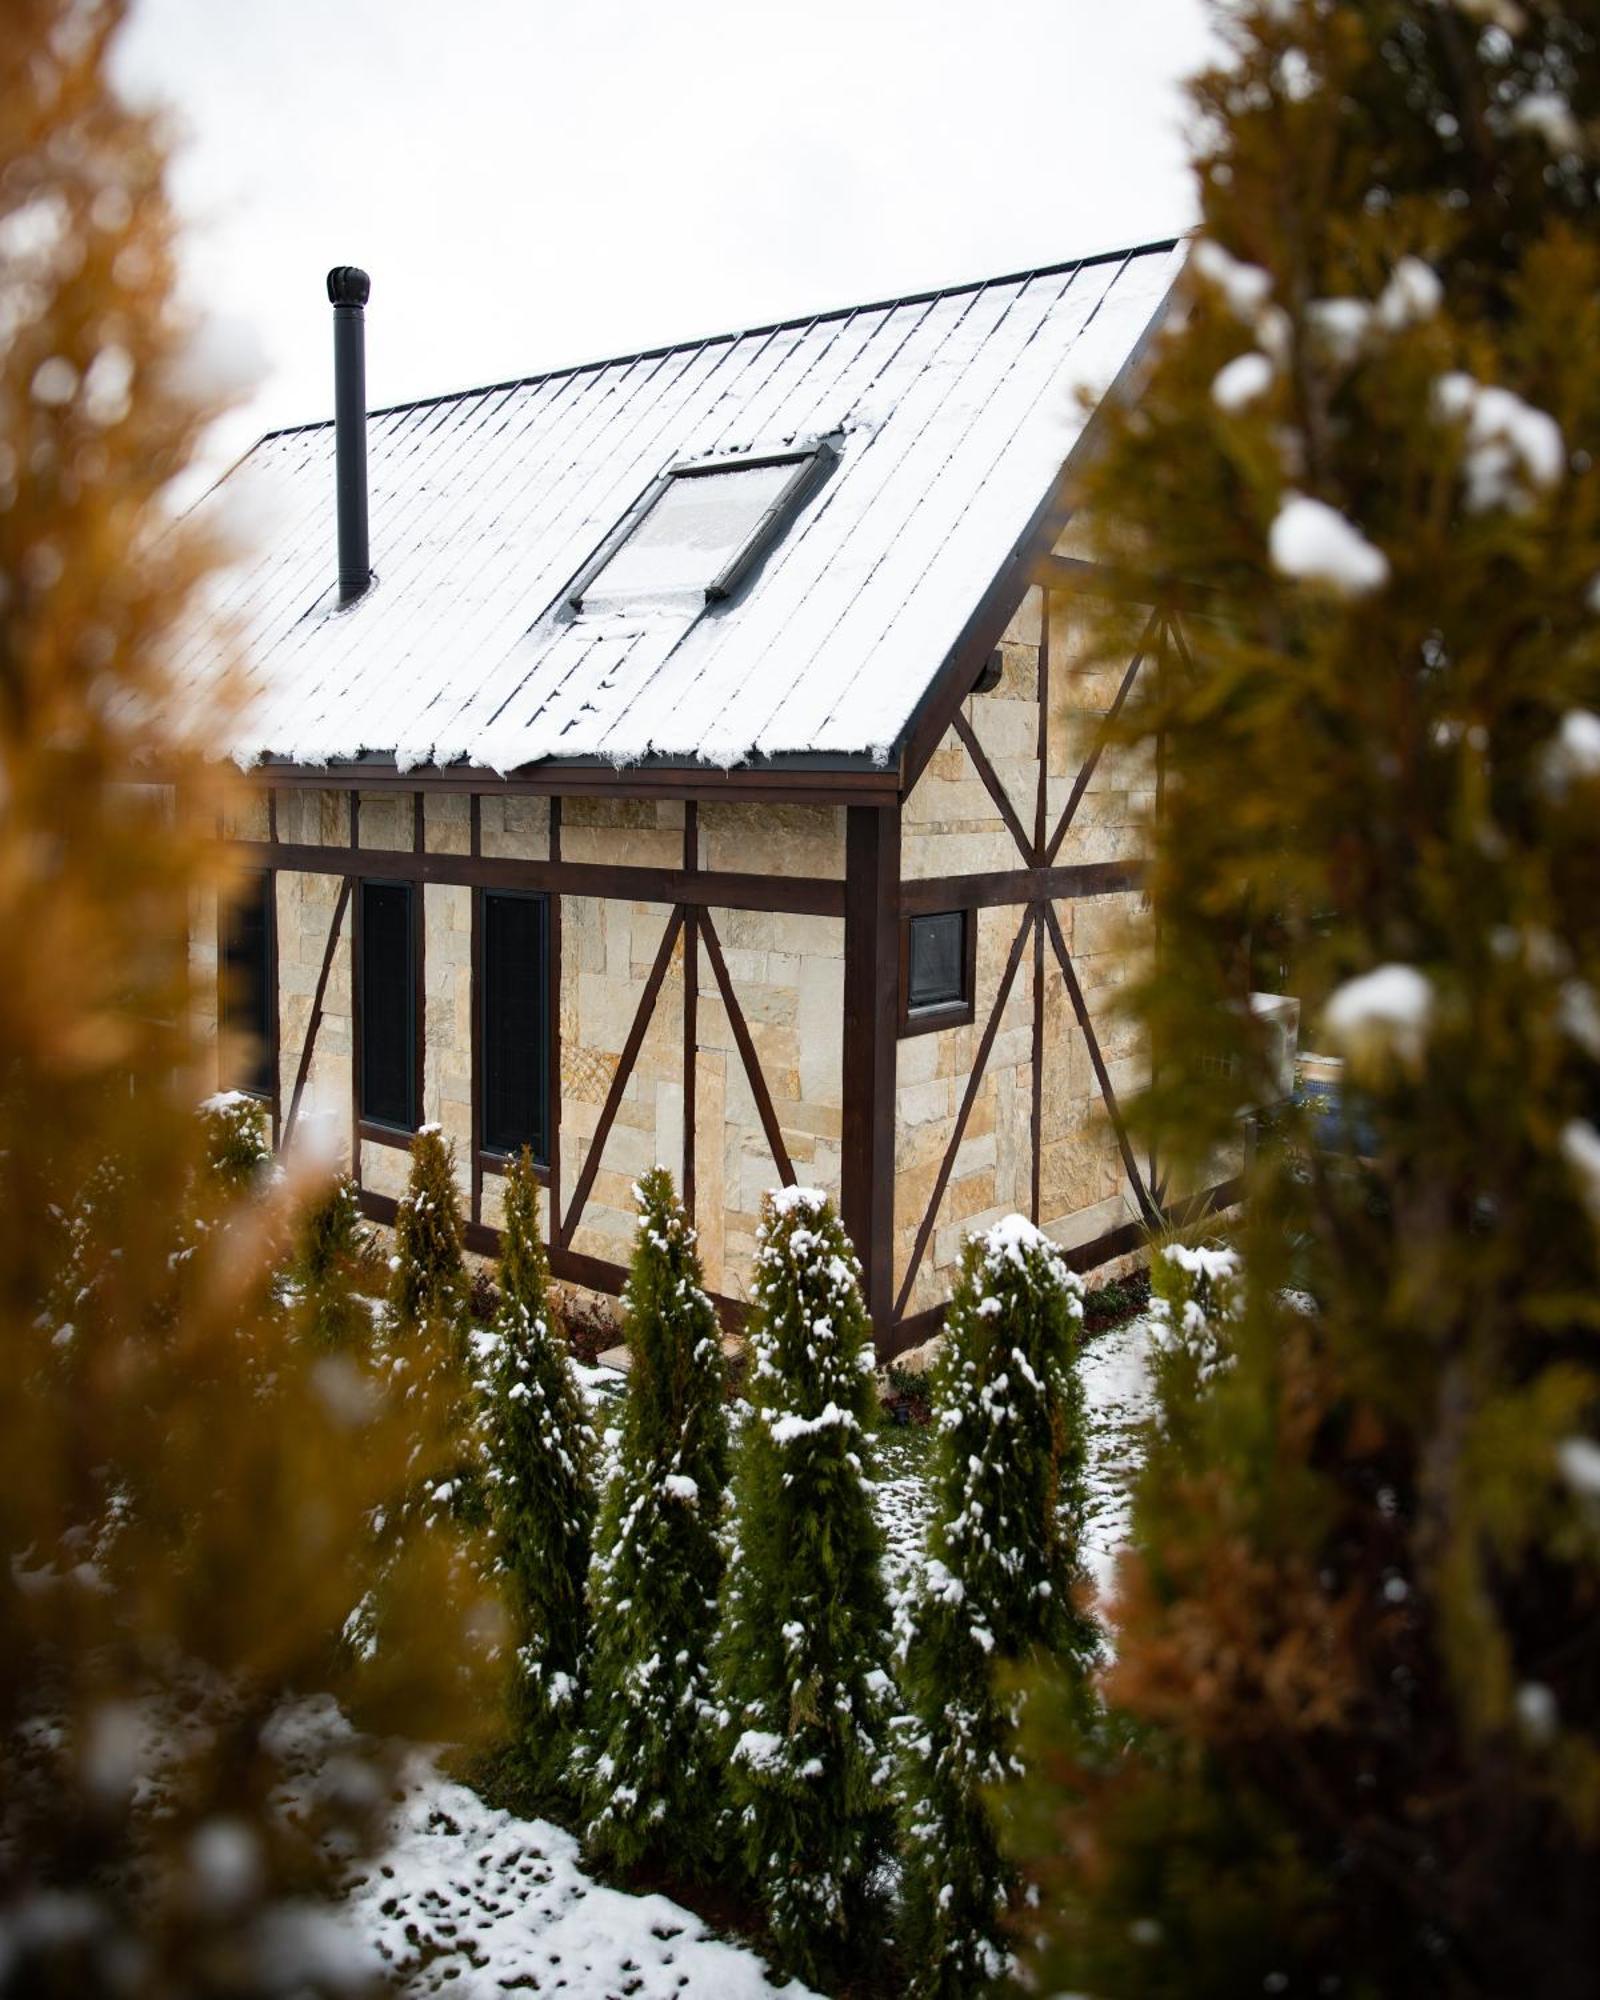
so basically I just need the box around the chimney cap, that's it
[326,265,371,308]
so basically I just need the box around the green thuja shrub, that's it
[293,1171,374,1354]
[899,1215,1094,1999]
[197,1091,273,1192]
[1000,4,1600,1995]
[387,1125,482,1530]
[487,1147,595,1806]
[717,1187,894,1987]
[574,1167,728,1875]
[389,1123,470,1344]
[1146,1233,1243,1458]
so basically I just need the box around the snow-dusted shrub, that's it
[197,1090,272,1191]
[899,1214,1094,1999]
[385,1126,483,1534]
[388,1124,471,1347]
[573,1167,728,1875]
[292,1171,373,1353]
[487,1147,595,1805]
[716,1186,895,1986]
[1149,1235,1242,1403]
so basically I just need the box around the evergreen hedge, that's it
[486,1147,595,1805]
[293,1171,373,1354]
[574,1167,728,1875]
[717,1186,895,1987]
[1000,2,1600,1992]
[899,1214,1093,1999]
[387,1125,481,1531]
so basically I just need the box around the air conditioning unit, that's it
[1249,992,1300,1104]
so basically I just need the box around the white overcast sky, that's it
[119,0,1212,473]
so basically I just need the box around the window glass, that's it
[360,881,415,1129]
[482,891,549,1162]
[221,870,274,1097]
[908,910,967,1011]
[581,460,799,607]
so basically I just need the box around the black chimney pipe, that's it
[326,265,371,604]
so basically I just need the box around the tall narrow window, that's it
[480,890,550,1164]
[221,870,275,1098]
[359,880,417,1131]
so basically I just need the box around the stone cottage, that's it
[188,238,1236,1358]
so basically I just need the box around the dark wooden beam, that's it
[1043,606,1158,867]
[875,1173,1245,1364]
[950,707,1035,865]
[258,761,898,808]
[700,910,796,1190]
[899,861,1141,916]
[683,803,697,1219]
[1030,911,1044,1227]
[843,804,899,1339]
[1041,900,1160,1229]
[1032,552,1217,611]
[560,905,685,1248]
[348,794,360,1189]
[234,838,845,918]
[356,1188,751,1329]
[548,798,563,1237]
[470,880,482,1227]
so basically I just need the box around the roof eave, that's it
[249,748,903,807]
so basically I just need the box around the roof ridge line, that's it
[254,233,1187,443]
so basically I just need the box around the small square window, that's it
[902,910,974,1035]
[572,444,835,612]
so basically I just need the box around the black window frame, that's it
[567,437,840,612]
[219,867,277,1103]
[356,877,421,1139]
[899,908,976,1038]
[476,887,552,1172]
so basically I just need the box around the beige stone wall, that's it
[562,894,684,1264]
[699,802,845,879]
[554,892,843,1299]
[695,907,843,1293]
[561,796,678,866]
[275,865,354,1169]
[902,589,1041,883]
[1043,589,1155,869]
[895,581,1151,1309]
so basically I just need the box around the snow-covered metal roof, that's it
[184,239,1185,776]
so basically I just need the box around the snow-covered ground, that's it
[328,1313,1159,1998]
[346,1758,820,1998]
[1078,1311,1159,1602]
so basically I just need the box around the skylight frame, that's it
[567,437,838,613]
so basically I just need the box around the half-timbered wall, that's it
[894,581,1155,1314]
[204,557,1240,1355]
[211,786,848,1309]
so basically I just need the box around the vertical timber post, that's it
[683,801,698,1220]
[843,802,899,1352]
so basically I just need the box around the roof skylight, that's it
[572,443,835,613]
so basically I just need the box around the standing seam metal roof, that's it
[179,238,1185,776]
